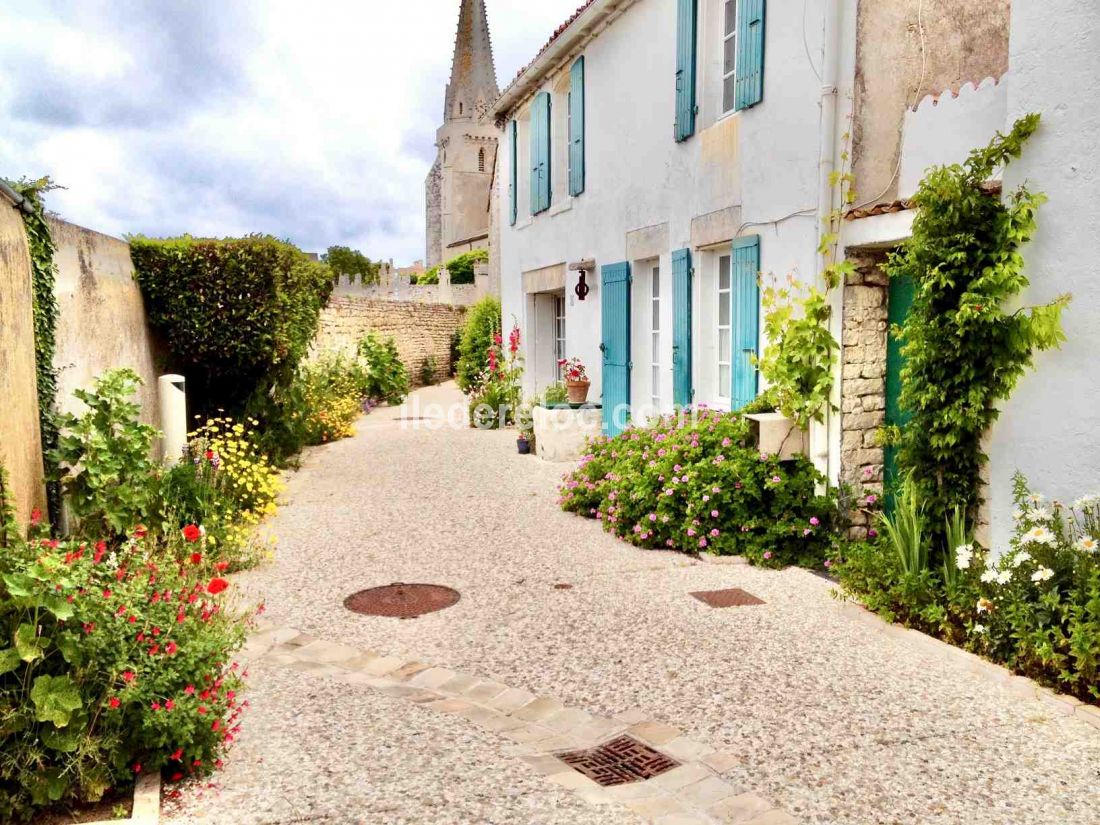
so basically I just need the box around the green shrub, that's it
[130,234,334,414]
[415,266,440,285]
[837,474,1100,701]
[444,248,488,285]
[559,411,839,568]
[0,466,248,822]
[419,356,438,387]
[322,245,379,285]
[456,297,501,394]
[358,334,410,406]
[52,370,159,541]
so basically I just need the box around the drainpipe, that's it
[0,180,35,215]
[813,0,844,481]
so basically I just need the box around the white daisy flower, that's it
[1073,494,1098,510]
[1031,567,1055,583]
[955,544,974,570]
[1027,493,1046,506]
[972,624,987,634]
[1027,507,1052,522]
[996,570,1013,585]
[980,569,998,584]
[1009,550,1032,567]
[1012,508,1024,521]
[1021,526,1055,546]
[1075,536,1099,553]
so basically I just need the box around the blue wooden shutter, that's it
[528,92,552,214]
[674,0,698,142]
[509,120,518,226]
[671,248,693,408]
[735,0,766,110]
[731,235,760,408]
[601,261,632,437]
[569,57,586,197]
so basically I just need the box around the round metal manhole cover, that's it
[344,584,460,618]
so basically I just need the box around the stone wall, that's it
[0,203,46,525]
[840,250,889,538]
[314,297,466,385]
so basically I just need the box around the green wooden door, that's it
[884,273,915,503]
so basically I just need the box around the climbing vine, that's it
[885,114,1070,529]
[11,177,62,528]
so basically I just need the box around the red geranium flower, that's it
[93,541,107,563]
[108,697,121,709]
[184,685,195,695]
[166,642,178,655]
[122,671,136,683]
[214,561,229,572]
[29,508,42,526]
[207,578,229,595]
[171,748,183,761]
[190,552,203,565]
[182,524,202,543]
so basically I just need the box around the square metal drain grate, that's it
[690,587,766,608]
[557,735,679,786]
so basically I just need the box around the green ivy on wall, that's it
[10,178,61,528]
[885,114,1070,535]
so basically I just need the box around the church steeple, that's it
[444,0,499,122]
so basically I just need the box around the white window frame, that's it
[651,264,661,409]
[717,254,732,403]
[721,0,739,116]
[554,294,566,381]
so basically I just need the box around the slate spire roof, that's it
[445,0,499,121]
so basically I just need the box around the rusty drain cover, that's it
[344,584,460,618]
[558,735,679,787]
[690,588,765,608]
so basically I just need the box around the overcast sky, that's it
[0,0,583,264]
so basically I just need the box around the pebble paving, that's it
[164,383,1100,825]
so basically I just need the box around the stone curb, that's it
[83,773,161,825]
[834,598,1100,731]
[251,625,800,825]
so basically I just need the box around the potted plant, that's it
[558,357,590,404]
[517,432,531,454]
[517,400,535,454]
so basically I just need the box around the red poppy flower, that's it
[182,524,202,543]
[166,642,178,655]
[190,552,203,565]
[165,698,175,710]
[108,697,121,709]
[207,578,229,595]
[151,701,161,711]
[122,671,136,683]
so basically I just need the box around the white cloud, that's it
[0,0,586,263]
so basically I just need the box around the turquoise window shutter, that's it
[601,262,632,437]
[530,92,552,214]
[569,57,585,197]
[674,0,698,142]
[735,0,766,110]
[671,248,693,408]
[509,120,518,226]
[731,235,760,408]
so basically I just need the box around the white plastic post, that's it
[158,374,188,465]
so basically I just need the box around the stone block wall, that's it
[840,250,889,538]
[314,297,466,386]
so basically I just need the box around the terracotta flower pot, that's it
[566,380,590,404]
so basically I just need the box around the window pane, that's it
[719,365,731,398]
[652,300,660,330]
[723,75,737,113]
[719,329,731,361]
[724,0,737,36]
[719,294,730,326]
[652,267,660,296]
[719,256,731,290]
[652,331,660,355]
[724,35,737,75]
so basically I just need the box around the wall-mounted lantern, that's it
[569,259,596,302]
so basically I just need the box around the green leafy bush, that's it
[322,245,379,285]
[414,266,440,285]
[0,467,248,822]
[838,474,1100,702]
[52,370,160,541]
[130,234,334,414]
[560,411,839,568]
[443,248,488,285]
[886,114,1069,528]
[358,334,410,406]
[456,297,501,394]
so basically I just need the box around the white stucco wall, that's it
[499,0,830,414]
[988,1,1100,548]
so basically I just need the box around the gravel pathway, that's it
[166,382,1100,825]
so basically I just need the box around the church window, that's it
[478,148,486,172]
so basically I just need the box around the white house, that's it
[491,0,851,445]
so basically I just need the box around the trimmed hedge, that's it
[130,235,333,413]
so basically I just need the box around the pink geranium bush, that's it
[558,410,839,568]
[0,471,249,822]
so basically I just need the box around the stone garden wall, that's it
[314,297,467,385]
[840,250,889,538]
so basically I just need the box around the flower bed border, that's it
[82,773,161,825]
